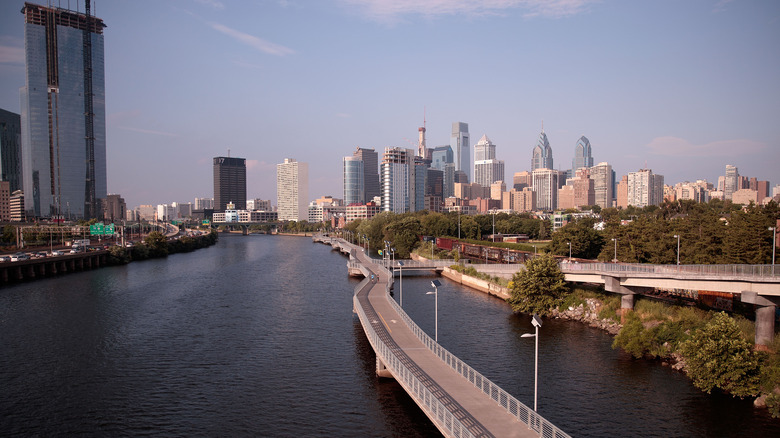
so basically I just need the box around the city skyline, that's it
[0,0,778,209]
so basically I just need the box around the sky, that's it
[0,0,778,209]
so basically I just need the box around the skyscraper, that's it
[213,156,247,211]
[532,168,561,211]
[572,136,593,177]
[724,165,739,200]
[473,135,504,188]
[0,108,22,193]
[380,147,414,213]
[451,122,470,183]
[531,129,553,171]
[590,162,614,209]
[342,156,364,206]
[20,2,107,219]
[277,158,309,221]
[353,147,379,203]
[627,168,664,207]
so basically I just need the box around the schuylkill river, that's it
[1,234,778,437]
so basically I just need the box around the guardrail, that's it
[561,262,779,279]
[377,259,458,270]
[351,255,569,438]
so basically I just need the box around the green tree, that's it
[612,312,653,358]
[549,218,605,259]
[144,231,169,258]
[384,216,422,258]
[680,312,761,397]
[459,215,481,240]
[508,254,568,316]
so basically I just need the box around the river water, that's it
[0,234,777,437]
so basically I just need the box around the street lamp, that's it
[567,241,571,261]
[398,260,404,308]
[427,280,441,342]
[770,227,776,276]
[673,234,680,266]
[520,314,543,412]
[611,238,618,263]
[492,209,496,242]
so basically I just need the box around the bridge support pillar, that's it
[620,293,635,323]
[376,357,394,379]
[741,292,777,351]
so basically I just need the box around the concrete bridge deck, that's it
[314,235,569,438]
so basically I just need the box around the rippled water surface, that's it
[1,235,778,437]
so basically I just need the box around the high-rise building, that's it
[473,135,496,162]
[431,145,453,171]
[276,158,309,222]
[590,162,614,209]
[451,122,470,183]
[513,171,532,191]
[724,165,739,200]
[213,156,246,211]
[473,135,505,189]
[20,3,107,219]
[572,136,593,177]
[532,168,560,211]
[411,156,427,212]
[0,108,22,193]
[103,194,126,222]
[616,175,628,209]
[627,168,664,207]
[353,147,379,203]
[194,197,214,210]
[380,147,414,213]
[343,156,364,206]
[532,129,554,171]
[0,181,10,221]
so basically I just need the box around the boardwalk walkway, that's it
[316,236,570,438]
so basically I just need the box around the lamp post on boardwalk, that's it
[567,241,571,261]
[398,260,404,307]
[492,208,496,242]
[611,238,618,263]
[521,314,543,412]
[673,234,680,266]
[427,280,441,342]
[770,227,776,276]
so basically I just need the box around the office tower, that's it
[343,156,364,206]
[473,135,504,188]
[532,168,560,211]
[213,156,247,211]
[724,165,738,200]
[451,122,470,183]
[590,162,614,209]
[426,168,444,199]
[431,145,453,171]
[411,156,427,212]
[0,181,9,221]
[616,175,628,208]
[513,171,532,191]
[512,187,536,212]
[353,147,379,203]
[490,181,505,201]
[103,194,126,222]
[531,129,553,171]
[20,3,107,219]
[194,197,214,210]
[380,147,414,213]
[0,109,22,193]
[572,136,593,176]
[276,158,309,221]
[473,135,496,161]
[627,168,664,207]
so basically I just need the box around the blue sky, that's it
[1,0,778,209]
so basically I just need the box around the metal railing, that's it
[377,259,458,270]
[351,254,570,438]
[560,262,779,280]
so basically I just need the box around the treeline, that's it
[330,199,778,264]
[107,230,218,265]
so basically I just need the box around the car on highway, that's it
[49,250,65,256]
[0,255,10,262]
[10,253,29,262]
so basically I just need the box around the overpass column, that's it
[742,292,777,351]
[376,357,393,379]
[620,294,635,322]
[603,276,637,323]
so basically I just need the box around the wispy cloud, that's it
[0,36,24,64]
[646,136,766,157]
[194,0,225,10]
[209,23,295,56]
[339,0,597,23]
[116,126,181,138]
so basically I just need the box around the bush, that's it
[613,312,654,358]
[508,254,568,316]
[681,312,761,397]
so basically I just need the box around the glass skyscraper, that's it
[532,129,553,171]
[20,3,107,219]
[451,122,470,183]
[0,108,22,193]
[353,147,379,203]
[342,156,364,206]
[572,136,593,174]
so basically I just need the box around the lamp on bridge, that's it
[398,260,404,308]
[770,227,776,276]
[611,238,618,263]
[427,280,442,342]
[521,314,543,412]
[673,234,680,266]
[567,241,571,261]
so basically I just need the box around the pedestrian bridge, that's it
[313,235,570,438]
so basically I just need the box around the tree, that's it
[549,218,605,259]
[680,312,761,397]
[508,254,568,316]
[384,216,422,258]
[144,231,169,257]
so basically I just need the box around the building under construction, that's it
[20,1,107,220]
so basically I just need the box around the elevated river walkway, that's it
[314,235,569,438]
